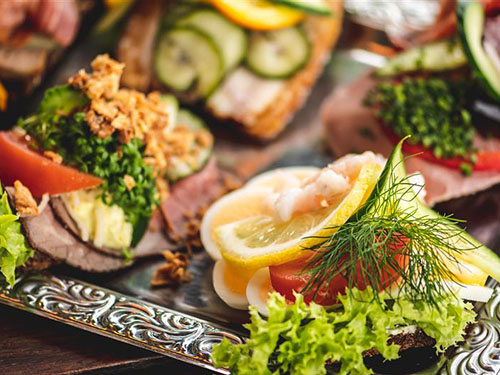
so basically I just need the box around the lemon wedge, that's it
[216,163,382,270]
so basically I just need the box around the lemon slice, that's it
[208,0,305,31]
[216,163,382,270]
[201,166,320,260]
[201,187,273,260]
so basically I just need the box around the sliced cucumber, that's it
[176,108,206,130]
[269,0,332,15]
[457,0,500,101]
[246,27,310,79]
[376,39,467,77]
[154,27,224,98]
[160,94,179,131]
[165,109,213,182]
[177,9,247,72]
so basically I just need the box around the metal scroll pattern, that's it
[0,273,244,374]
[440,288,500,375]
[4,273,500,374]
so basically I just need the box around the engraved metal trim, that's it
[0,273,244,374]
[439,286,500,375]
[3,273,500,374]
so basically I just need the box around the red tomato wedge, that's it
[381,124,500,173]
[0,131,102,197]
[270,249,406,306]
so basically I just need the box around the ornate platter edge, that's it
[0,272,245,374]
[2,272,500,375]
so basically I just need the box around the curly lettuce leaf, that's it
[212,289,475,375]
[0,187,34,286]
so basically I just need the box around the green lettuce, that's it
[212,289,475,375]
[0,186,34,286]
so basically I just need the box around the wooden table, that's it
[0,304,212,375]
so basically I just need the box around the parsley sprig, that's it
[366,78,476,160]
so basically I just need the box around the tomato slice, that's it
[0,131,102,197]
[270,243,406,306]
[381,123,500,173]
[208,0,304,31]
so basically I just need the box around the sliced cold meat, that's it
[131,208,182,257]
[161,157,224,242]
[51,196,180,259]
[321,74,500,206]
[6,188,128,273]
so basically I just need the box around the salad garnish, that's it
[212,289,475,375]
[0,184,34,286]
[302,140,478,307]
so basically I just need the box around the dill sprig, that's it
[301,156,479,307]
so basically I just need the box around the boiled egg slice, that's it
[246,267,275,316]
[213,260,255,310]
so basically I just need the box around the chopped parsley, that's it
[18,86,158,245]
[366,78,476,160]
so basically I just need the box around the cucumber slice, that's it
[246,27,310,79]
[176,108,206,130]
[376,39,467,77]
[160,94,179,131]
[154,27,224,98]
[177,9,247,72]
[165,109,213,182]
[269,0,332,15]
[365,138,500,283]
[457,0,500,101]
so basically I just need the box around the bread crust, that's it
[242,0,344,139]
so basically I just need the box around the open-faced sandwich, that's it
[0,54,223,283]
[117,0,343,139]
[201,140,500,374]
[0,0,98,121]
[322,0,500,206]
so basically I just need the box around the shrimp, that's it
[263,152,386,222]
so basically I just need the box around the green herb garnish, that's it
[302,139,479,308]
[213,290,475,375]
[18,86,159,244]
[366,78,476,160]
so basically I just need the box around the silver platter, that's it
[2,18,500,375]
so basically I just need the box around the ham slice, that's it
[321,74,500,206]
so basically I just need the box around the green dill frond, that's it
[301,158,479,308]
